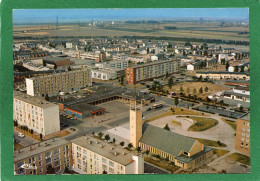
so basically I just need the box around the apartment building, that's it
[196,71,250,81]
[126,59,179,85]
[26,69,92,97]
[79,52,106,62]
[13,91,60,136]
[14,138,72,175]
[91,69,117,80]
[235,113,250,156]
[71,135,144,174]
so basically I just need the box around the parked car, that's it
[18,133,25,138]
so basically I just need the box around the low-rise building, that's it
[71,135,144,174]
[14,138,72,175]
[13,91,60,136]
[235,113,250,156]
[196,71,250,81]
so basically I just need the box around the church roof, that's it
[139,123,196,156]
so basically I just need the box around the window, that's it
[83,149,87,155]
[78,164,81,169]
[243,122,246,126]
[241,137,244,141]
[77,158,81,164]
[247,128,250,132]
[46,157,51,164]
[242,127,245,131]
[109,161,114,167]
[109,167,114,174]
[54,154,60,161]
[102,164,107,171]
[247,123,250,127]
[77,146,81,152]
[77,152,81,158]
[241,142,243,146]
[54,160,60,167]
[54,148,59,155]
[242,132,245,136]
[246,138,249,142]
[17,161,24,168]
[102,158,107,164]
[245,144,248,147]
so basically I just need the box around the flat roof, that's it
[224,91,250,99]
[14,137,69,162]
[197,71,249,76]
[176,147,214,163]
[128,59,177,68]
[44,56,70,62]
[239,112,250,122]
[71,136,137,166]
[65,103,105,115]
[14,91,58,109]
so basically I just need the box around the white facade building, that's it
[13,91,60,136]
[91,69,117,80]
[71,135,144,174]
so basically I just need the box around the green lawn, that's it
[195,138,227,147]
[228,153,250,166]
[221,118,237,131]
[213,149,230,157]
[184,116,218,132]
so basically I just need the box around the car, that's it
[217,107,223,110]
[18,133,25,138]
[146,108,151,111]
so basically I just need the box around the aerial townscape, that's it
[12,9,250,175]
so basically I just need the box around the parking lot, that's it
[194,105,245,119]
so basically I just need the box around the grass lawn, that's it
[228,153,250,166]
[164,82,229,99]
[172,120,182,126]
[145,107,205,123]
[213,149,230,157]
[194,138,227,147]
[221,118,237,131]
[182,116,218,132]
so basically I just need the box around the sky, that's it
[13,8,249,24]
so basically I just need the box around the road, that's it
[14,129,39,147]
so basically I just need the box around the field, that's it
[13,21,249,42]
[213,149,230,157]
[164,82,230,99]
[228,153,250,166]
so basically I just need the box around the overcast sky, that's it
[13,8,249,24]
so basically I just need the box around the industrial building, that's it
[13,91,60,136]
[71,135,144,174]
[126,59,179,85]
[14,137,72,175]
[43,57,71,69]
[26,69,92,97]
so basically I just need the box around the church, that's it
[129,101,214,170]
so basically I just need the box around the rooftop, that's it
[71,135,137,166]
[14,91,58,109]
[44,56,70,62]
[239,112,250,122]
[128,59,177,68]
[197,71,249,76]
[14,137,69,162]
[176,147,214,163]
[139,123,196,156]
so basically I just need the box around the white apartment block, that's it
[13,91,60,136]
[112,54,128,61]
[71,136,144,174]
[91,69,117,80]
[26,69,92,97]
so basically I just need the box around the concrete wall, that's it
[26,79,35,96]
[43,105,60,136]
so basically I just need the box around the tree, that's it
[174,97,179,107]
[185,42,192,47]
[46,165,55,174]
[136,147,141,153]
[45,94,49,101]
[168,77,173,89]
[163,124,170,131]
[103,170,107,174]
[104,134,110,142]
[204,86,209,92]
[146,48,149,54]
[112,138,116,143]
[193,88,197,95]
[186,87,190,94]
[234,66,239,72]
[98,132,104,138]
[180,87,184,94]
[145,150,150,155]
[199,87,203,94]
[68,66,72,71]
[120,141,125,147]
[40,133,43,141]
[30,129,34,134]
[240,65,245,72]
[156,154,160,159]
[128,143,133,149]
[92,131,95,135]
[225,62,230,71]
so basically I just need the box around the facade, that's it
[71,136,144,174]
[14,138,72,175]
[196,71,250,81]
[79,52,106,62]
[223,86,250,103]
[13,91,60,136]
[43,57,71,68]
[26,69,92,97]
[91,69,117,80]
[235,113,250,156]
[126,59,179,85]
